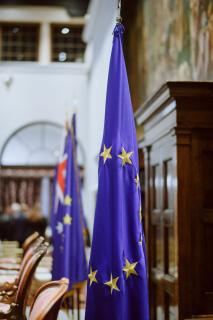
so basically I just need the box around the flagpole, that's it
[116,0,122,23]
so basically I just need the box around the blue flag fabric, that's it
[52,128,87,290]
[85,23,149,320]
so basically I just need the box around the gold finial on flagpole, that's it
[116,0,122,23]
[65,111,70,131]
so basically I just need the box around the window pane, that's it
[0,23,39,61]
[51,24,86,62]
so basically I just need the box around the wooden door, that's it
[145,135,178,320]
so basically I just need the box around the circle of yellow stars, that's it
[100,145,112,164]
[96,145,143,294]
[88,259,139,294]
[100,146,135,167]
[88,267,98,286]
[118,147,133,166]
[104,274,120,294]
[123,259,138,279]
[135,174,140,188]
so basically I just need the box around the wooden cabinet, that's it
[135,82,213,320]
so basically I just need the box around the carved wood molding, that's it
[0,167,54,178]
[170,127,192,146]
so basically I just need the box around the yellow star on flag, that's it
[88,267,98,286]
[104,274,120,294]
[64,195,72,206]
[118,147,133,166]
[139,206,142,222]
[123,259,138,279]
[135,174,140,188]
[63,214,72,225]
[100,145,112,164]
[139,234,143,246]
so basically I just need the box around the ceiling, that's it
[0,0,90,17]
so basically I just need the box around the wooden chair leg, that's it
[77,288,80,320]
[71,295,74,320]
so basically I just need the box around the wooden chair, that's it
[63,281,86,320]
[0,232,40,266]
[0,242,21,263]
[22,232,40,255]
[0,236,45,296]
[17,236,44,275]
[0,242,48,320]
[29,278,69,320]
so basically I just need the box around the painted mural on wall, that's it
[142,0,213,100]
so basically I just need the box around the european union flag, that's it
[52,126,87,289]
[85,23,149,319]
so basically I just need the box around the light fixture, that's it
[53,148,60,158]
[2,74,13,88]
[58,52,67,62]
[61,27,70,35]
[12,27,19,33]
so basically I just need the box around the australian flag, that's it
[85,23,149,319]
[51,125,87,290]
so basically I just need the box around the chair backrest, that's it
[19,236,44,276]
[15,242,49,319]
[29,278,69,320]
[22,232,40,254]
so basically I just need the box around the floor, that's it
[58,309,85,320]
[26,307,85,319]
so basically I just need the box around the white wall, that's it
[83,0,117,233]
[0,6,88,155]
[0,64,88,158]
[0,2,117,233]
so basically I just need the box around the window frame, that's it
[50,23,86,63]
[0,21,40,62]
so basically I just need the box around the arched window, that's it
[1,121,85,166]
[0,121,85,216]
[1,122,63,166]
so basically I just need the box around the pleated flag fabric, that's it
[85,23,149,320]
[52,127,87,290]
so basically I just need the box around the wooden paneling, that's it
[0,166,54,212]
[136,82,213,320]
